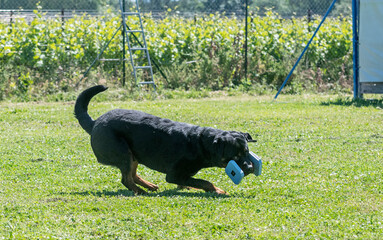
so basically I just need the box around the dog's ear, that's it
[243,132,257,142]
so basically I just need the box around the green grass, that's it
[1,93,382,239]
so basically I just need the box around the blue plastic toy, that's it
[225,151,262,184]
[225,160,245,185]
[249,151,262,176]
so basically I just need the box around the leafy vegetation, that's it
[0,93,382,238]
[0,9,353,99]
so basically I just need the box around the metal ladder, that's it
[119,0,156,89]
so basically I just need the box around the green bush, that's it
[0,10,353,98]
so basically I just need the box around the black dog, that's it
[75,85,255,195]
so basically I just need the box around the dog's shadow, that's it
[70,188,231,198]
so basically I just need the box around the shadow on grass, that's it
[321,97,383,108]
[69,188,231,199]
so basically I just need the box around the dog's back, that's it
[92,108,211,173]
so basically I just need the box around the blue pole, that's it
[352,0,359,99]
[274,0,338,100]
[245,0,248,83]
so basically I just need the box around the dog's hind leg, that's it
[91,129,146,195]
[120,161,147,195]
[131,161,159,191]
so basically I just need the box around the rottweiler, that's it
[74,85,255,195]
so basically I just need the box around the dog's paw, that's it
[134,187,148,195]
[148,184,159,191]
[213,187,227,195]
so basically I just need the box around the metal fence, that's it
[0,0,353,92]
[0,0,352,19]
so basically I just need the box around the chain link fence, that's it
[0,0,353,94]
[0,0,351,19]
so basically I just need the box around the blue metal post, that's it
[352,0,359,98]
[245,0,248,83]
[274,0,338,100]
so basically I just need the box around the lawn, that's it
[0,93,382,239]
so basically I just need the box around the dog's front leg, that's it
[166,175,226,195]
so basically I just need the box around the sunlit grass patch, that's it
[0,94,382,238]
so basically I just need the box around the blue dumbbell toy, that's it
[225,160,245,185]
[225,151,262,185]
[250,151,262,176]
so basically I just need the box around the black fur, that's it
[74,85,255,195]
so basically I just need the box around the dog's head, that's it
[211,131,256,176]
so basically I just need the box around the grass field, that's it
[0,93,382,239]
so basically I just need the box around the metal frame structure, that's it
[120,0,155,89]
[77,0,160,89]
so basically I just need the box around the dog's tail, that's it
[74,85,108,134]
